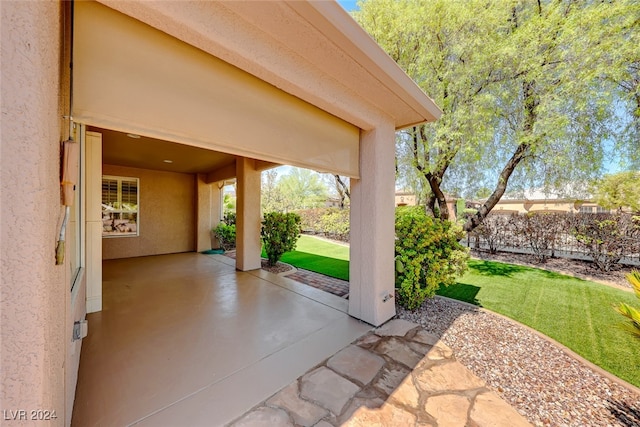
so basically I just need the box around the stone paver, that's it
[337,397,384,425]
[300,367,360,415]
[230,407,293,427]
[389,375,420,410]
[230,320,532,427]
[424,394,470,427]
[267,381,328,426]
[342,402,417,426]
[372,365,411,395]
[375,337,423,368]
[374,318,417,337]
[327,345,385,385]
[415,359,486,393]
[470,391,532,427]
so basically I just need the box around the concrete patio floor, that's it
[72,252,530,426]
[71,253,371,426]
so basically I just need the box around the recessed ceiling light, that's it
[126,133,141,139]
[163,159,173,164]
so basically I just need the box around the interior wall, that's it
[102,165,196,259]
[0,1,66,425]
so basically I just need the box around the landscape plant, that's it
[572,213,640,272]
[297,207,350,242]
[394,207,469,310]
[213,222,236,251]
[615,270,640,339]
[319,208,350,241]
[512,212,565,262]
[261,212,302,266]
[473,213,513,254]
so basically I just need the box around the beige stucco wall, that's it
[1,1,68,425]
[102,165,196,259]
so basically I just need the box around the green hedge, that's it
[261,212,302,266]
[395,206,469,310]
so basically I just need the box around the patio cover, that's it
[73,1,360,177]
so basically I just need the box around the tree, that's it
[593,171,640,213]
[261,169,285,213]
[333,175,350,209]
[277,168,328,211]
[355,0,639,231]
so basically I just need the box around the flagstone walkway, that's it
[230,319,531,427]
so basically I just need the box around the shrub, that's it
[261,212,302,266]
[297,209,324,234]
[513,212,565,262]
[213,223,236,251]
[615,270,640,339]
[395,207,469,310]
[572,213,640,272]
[296,208,350,241]
[473,213,513,254]
[319,208,350,241]
[223,212,236,226]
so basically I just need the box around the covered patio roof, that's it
[97,0,442,131]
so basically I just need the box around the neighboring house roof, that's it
[98,0,442,131]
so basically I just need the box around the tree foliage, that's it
[261,168,328,213]
[593,171,640,213]
[355,0,640,230]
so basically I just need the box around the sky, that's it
[338,1,360,12]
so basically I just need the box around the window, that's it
[102,176,139,237]
[579,206,594,213]
[596,206,610,213]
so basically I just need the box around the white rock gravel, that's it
[396,297,640,427]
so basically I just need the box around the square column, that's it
[349,121,396,326]
[236,157,262,271]
[196,174,221,252]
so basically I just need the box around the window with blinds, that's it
[102,176,139,237]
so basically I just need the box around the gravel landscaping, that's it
[397,297,640,427]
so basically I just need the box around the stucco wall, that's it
[1,1,67,425]
[102,165,196,259]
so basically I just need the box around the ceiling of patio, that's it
[94,126,237,175]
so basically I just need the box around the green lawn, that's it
[262,235,350,280]
[438,259,640,388]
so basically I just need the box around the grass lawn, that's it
[262,234,350,280]
[438,259,640,388]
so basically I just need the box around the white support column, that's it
[349,120,396,326]
[85,130,103,313]
[236,157,262,271]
